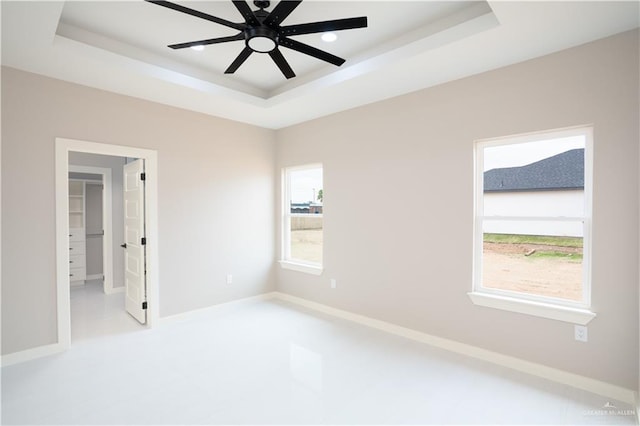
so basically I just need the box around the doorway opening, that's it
[67,158,144,341]
[68,165,114,294]
[55,138,159,350]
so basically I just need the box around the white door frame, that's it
[56,138,159,350]
[68,165,116,294]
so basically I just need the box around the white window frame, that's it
[279,163,324,275]
[469,126,596,324]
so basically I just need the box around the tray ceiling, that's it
[2,1,638,128]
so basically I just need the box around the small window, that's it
[472,127,594,322]
[281,164,323,273]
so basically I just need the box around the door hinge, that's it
[142,301,148,310]
[141,237,146,245]
[140,173,146,181]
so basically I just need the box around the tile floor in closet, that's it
[1,280,636,425]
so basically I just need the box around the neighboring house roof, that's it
[484,148,584,192]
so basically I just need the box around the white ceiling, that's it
[2,1,638,129]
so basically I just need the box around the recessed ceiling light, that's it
[190,45,204,51]
[321,32,337,43]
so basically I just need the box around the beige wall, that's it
[276,30,639,390]
[1,67,277,355]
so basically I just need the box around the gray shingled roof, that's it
[484,148,584,192]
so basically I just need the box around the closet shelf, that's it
[69,179,86,283]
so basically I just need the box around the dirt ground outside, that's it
[291,229,323,264]
[483,242,582,301]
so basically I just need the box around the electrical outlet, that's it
[574,325,588,342]
[330,279,337,289]
[226,274,233,285]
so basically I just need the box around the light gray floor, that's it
[70,279,143,342]
[1,281,636,425]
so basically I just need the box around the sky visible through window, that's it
[290,168,323,204]
[484,135,584,171]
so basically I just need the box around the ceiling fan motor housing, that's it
[254,0,270,9]
[246,25,279,53]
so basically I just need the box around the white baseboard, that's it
[86,274,103,281]
[1,343,65,367]
[273,292,637,406]
[160,292,278,325]
[104,286,125,295]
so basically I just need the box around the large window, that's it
[471,127,594,323]
[281,164,323,274]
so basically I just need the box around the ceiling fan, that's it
[146,0,368,79]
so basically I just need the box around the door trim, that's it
[56,138,159,350]
[69,165,115,294]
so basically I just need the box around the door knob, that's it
[120,243,127,249]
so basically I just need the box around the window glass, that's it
[284,166,323,265]
[476,130,590,306]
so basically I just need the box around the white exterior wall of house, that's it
[483,189,584,237]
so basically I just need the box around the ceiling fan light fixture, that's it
[247,36,277,53]
[321,32,338,43]
[246,26,278,53]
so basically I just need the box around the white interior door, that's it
[123,159,146,324]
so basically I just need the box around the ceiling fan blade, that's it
[225,47,254,74]
[231,0,260,26]
[263,0,302,28]
[145,0,244,31]
[280,37,345,66]
[281,16,368,36]
[269,48,296,79]
[169,33,244,50]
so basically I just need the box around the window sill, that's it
[468,292,596,325]
[279,261,323,276]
